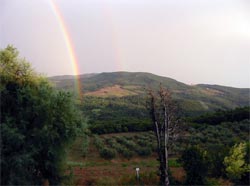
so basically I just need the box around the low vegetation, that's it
[92,132,156,159]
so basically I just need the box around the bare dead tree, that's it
[148,86,181,186]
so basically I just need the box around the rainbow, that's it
[48,0,82,98]
[49,0,126,97]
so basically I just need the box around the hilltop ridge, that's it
[49,71,249,114]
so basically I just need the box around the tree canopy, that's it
[180,146,208,185]
[224,142,250,183]
[0,46,84,185]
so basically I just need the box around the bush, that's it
[116,136,127,144]
[180,146,208,185]
[105,138,116,148]
[206,144,229,178]
[113,143,125,154]
[93,135,104,149]
[137,139,145,146]
[124,140,138,150]
[136,147,152,156]
[99,147,117,160]
[121,149,134,159]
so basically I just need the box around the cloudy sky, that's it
[0,0,250,87]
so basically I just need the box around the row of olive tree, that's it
[0,46,84,185]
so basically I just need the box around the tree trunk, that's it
[148,87,179,186]
[164,148,169,186]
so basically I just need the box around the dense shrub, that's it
[206,144,229,177]
[121,149,134,159]
[123,140,138,150]
[116,136,127,144]
[190,107,250,125]
[99,147,117,160]
[180,146,208,185]
[136,147,152,156]
[105,138,116,147]
[93,135,104,149]
[187,120,249,149]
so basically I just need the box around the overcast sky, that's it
[0,0,250,88]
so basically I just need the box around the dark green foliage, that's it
[99,147,117,160]
[206,145,229,177]
[115,136,127,144]
[0,46,83,185]
[93,135,104,149]
[106,138,124,153]
[188,120,250,148]
[105,138,116,147]
[93,136,117,160]
[176,119,249,184]
[120,138,138,150]
[93,133,158,159]
[82,96,153,134]
[136,147,152,156]
[190,107,250,125]
[180,146,208,185]
[120,149,134,159]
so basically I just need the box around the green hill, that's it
[49,72,249,133]
[50,71,249,111]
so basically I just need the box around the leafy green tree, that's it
[224,142,250,183]
[0,46,83,185]
[180,146,208,185]
[206,144,229,178]
[240,142,250,185]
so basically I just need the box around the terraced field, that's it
[66,132,185,186]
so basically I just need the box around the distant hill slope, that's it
[49,71,250,114]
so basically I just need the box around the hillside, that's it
[49,71,249,112]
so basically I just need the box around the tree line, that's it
[190,106,250,125]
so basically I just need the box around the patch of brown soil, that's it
[72,157,184,186]
[200,87,224,96]
[170,167,185,183]
[74,165,155,185]
[84,85,137,97]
